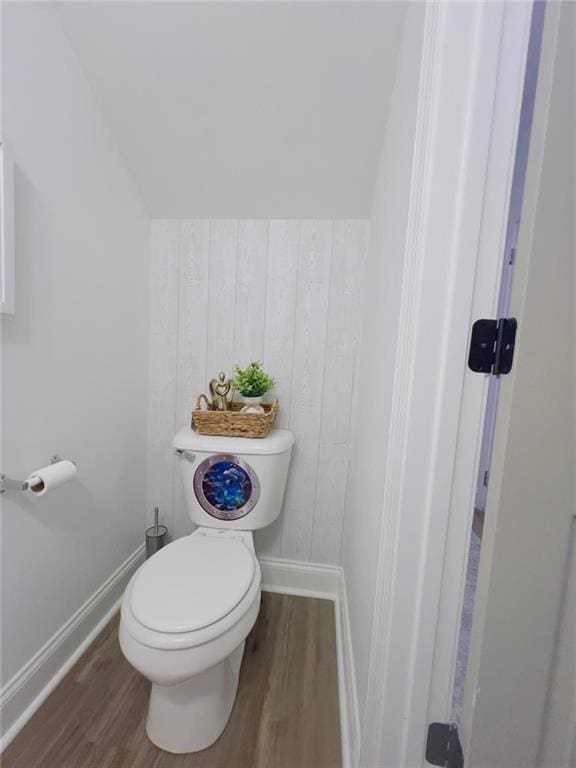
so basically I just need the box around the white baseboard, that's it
[336,569,361,768]
[260,556,360,768]
[260,555,340,600]
[0,543,145,752]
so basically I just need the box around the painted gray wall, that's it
[1,1,148,696]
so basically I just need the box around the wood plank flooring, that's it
[2,593,341,768]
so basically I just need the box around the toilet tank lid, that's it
[173,427,295,455]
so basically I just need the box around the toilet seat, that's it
[122,533,261,651]
[131,535,255,634]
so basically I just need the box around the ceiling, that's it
[56,2,407,218]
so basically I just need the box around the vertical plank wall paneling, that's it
[281,221,333,559]
[256,220,300,555]
[206,220,238,377]
[148,219,369,564]
[173,220,210,537]
[312,221,368,562]
[234,220,269,366]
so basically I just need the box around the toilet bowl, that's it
[119,528,261,753]
[120,427,294,753]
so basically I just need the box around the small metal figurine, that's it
[209,372,234,411]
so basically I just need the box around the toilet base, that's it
[146,641,245,753]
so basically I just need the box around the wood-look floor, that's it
[2,593,341,768]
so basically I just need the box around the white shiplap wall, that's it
[148,219,368,564]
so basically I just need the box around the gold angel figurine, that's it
[209,372,234,411]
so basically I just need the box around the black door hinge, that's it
[468,317,517,375]
[426,723,464,768]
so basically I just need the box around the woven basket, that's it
[192,396,279,439]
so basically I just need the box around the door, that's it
[461,3,575,766]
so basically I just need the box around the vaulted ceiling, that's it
[56,2,407,217]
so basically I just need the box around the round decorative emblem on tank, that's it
[193,454,260,521]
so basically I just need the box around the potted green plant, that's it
[232,361,276,414]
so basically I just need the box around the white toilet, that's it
[119,427,294,754]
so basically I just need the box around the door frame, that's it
[360,3,534,766]
[473,0,544,519]
[460,1,567,758]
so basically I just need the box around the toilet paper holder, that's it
[0,454,77,493]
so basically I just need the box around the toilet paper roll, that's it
[26,460,77,496]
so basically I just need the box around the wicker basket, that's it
[191,396,279,439]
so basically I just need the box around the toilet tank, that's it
[172,427,295,530]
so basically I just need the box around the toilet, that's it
[119,427,294,754]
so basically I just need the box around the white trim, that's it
[336,568,361,768]
[0,544,145,751]
[260,555,339,600]
[429,3,537,742]
[360,4,534,767]
[261,556,359,768]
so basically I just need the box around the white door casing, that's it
[473,2,544,518]
[462,2,575,765]
[360,2,534,766]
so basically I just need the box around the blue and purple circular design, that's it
[203,461,252,511]
[194,454,260,520]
